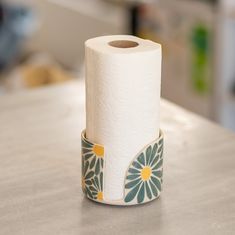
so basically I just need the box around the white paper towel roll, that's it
[85,35,162,201]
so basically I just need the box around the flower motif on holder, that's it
[89,173,104,201]
[81,134,104,202]
[82,159,94,197]
[82,138,104,175]
[124,138,163,204]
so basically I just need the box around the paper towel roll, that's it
[85,35,162,201]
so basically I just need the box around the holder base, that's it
[81,130,164,206]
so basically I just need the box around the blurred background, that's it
[0,0,235,131]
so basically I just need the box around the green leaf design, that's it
[146,145,152,166]
[125,178,141,189]
[82,137,93,146]
[90,157,96,169]
[124,182,142,203]
[82,140,93,148]
[86,187,93,198]
[89,186,96,192]
[86,171,94,180]
[137,182,145,203]
[94,176,99,190]
[85,180,92,186]
[85,153,94,161]
[149,143,157,165]
[159,149,163,160]
[128,168,140,174]
[124,134,163,204]
[151,176,161,191]
[157,145,163,154]
[150,154,160,167]
[149,180,158,197]
[95,160,100,175]
[100,172,103,190]
[81,132,104,202]
[132,161,142,169]
[84,161,89,175]
[82,148,92,154]
[152,170,162,178]
[152,159,163,170]
[83,128,163,204]
[126,174,140,180]
[137,153,145,166]
[145,181,152,200]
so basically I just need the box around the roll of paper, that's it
[85,35,162,201]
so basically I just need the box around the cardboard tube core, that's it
[108,40,139,48]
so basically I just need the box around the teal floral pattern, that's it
[81,130,164,205]
[82,159,94,197]
[81,132,104,201]
[124,136,163,204]
[89,173,104,200]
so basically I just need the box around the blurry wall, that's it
[4,0,235,131]
[7,0,127,69]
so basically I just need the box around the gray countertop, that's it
[0,80,235,235]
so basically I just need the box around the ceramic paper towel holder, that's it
[81,130,164,206]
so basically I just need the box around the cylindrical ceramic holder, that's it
[82,35,163,206]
